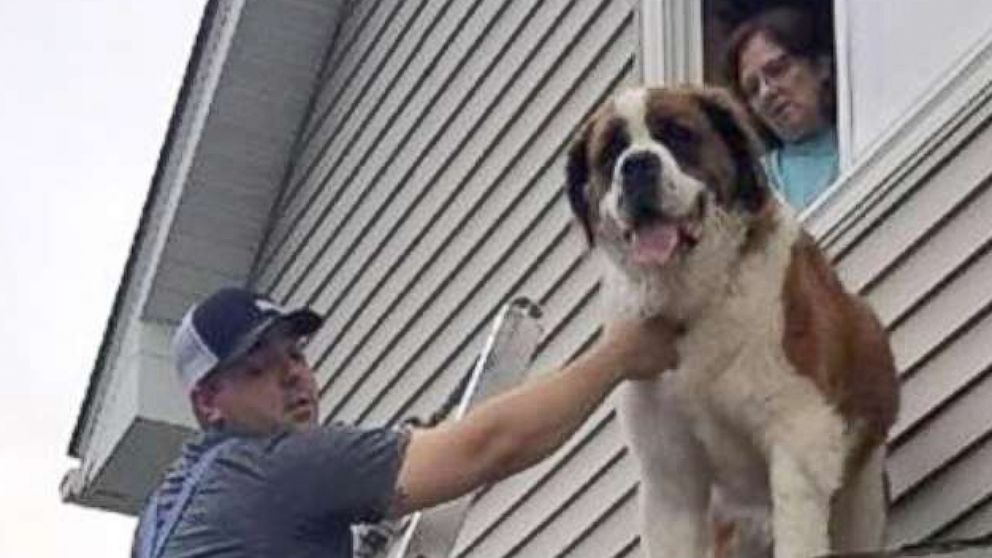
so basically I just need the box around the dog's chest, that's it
[664,255,835,494]
[673,297,791,440]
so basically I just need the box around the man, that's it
[133,287,678,557]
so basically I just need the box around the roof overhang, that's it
[62,0,344,514]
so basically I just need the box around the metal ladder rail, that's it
[356,297,544,558]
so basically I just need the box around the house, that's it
[62,0,992,554]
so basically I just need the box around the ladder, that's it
[356,297,544,558]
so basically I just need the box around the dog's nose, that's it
[621,151,661,192]
[620,151,661,219]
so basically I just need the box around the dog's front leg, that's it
[639,471,712,558]
[769,446,833,558]
[619,380,713,558]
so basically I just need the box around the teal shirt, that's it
[762,127,838,211]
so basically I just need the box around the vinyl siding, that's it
[830,114,992,543]
[252,0,640,554]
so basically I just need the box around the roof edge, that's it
[68,0,220,458]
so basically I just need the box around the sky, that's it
[0,1,205,555]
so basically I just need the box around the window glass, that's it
[844,0,992,159]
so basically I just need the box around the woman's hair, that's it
[723,6,836,129]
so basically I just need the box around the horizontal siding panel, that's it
[502,452,634,558]
[854,124,992,545]
[298,0,402,151]
[335,206,583,424]
[889,367,992,498]
[864,181,992,329]
[615,539,643,558]
[528,264,600,374]
[554,488,638,558]
[889,436,992,544]
[296,0,384,142]
[255,0,426,278]
[371,236,602,429]
[892,309,992,442]
[834,118,992,294]
[272,0,493,301]
[258,0,459,291]
[454,407,625,556]
[273,0,534,303]
[375,255,600,435]
[939,496,992,540]
[307,20,634,418]
[887,244,992,374]
[269,0,398,233]
[269,0,621,309]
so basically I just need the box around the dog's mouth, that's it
[621,199,704,267]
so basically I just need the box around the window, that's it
[641,0,992,215]
[841,0,992,160]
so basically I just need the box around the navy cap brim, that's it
[211,308,324,377]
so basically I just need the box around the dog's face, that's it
[567,86,774,315]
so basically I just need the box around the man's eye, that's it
[289,347,306,363]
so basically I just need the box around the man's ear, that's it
[190,378,223,429]
[566,122,595,244]
[697,88,770,213]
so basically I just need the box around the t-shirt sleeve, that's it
[263,424,410,525]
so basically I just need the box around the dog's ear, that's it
[566,121,596,245]
[696,88,769,214]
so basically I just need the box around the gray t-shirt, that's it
[132,424,409,557]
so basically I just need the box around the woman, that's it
[725,6,837,211]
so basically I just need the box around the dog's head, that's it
[567,86,773,267]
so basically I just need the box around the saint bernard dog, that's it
[565,86,900,558]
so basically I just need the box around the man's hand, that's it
[597,316,680,381]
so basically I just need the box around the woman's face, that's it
[738,31,830,142]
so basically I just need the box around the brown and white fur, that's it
[566,86,899,558]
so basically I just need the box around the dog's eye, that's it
[649,118,699,164]
[597,125,629,179]
[653,119,698,146]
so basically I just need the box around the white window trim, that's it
[833,0,854,171]
[804,23,992,254]
[639,0,703,86]
[640,0,992,256]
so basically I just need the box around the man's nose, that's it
[279,356,311,386]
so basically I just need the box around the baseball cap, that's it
[171,287,323,393]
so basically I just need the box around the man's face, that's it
[197,332,319,435]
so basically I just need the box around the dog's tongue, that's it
[631,223,679,266]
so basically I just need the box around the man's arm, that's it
[389,317,678,516]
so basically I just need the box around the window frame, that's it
[639,0,992,253]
